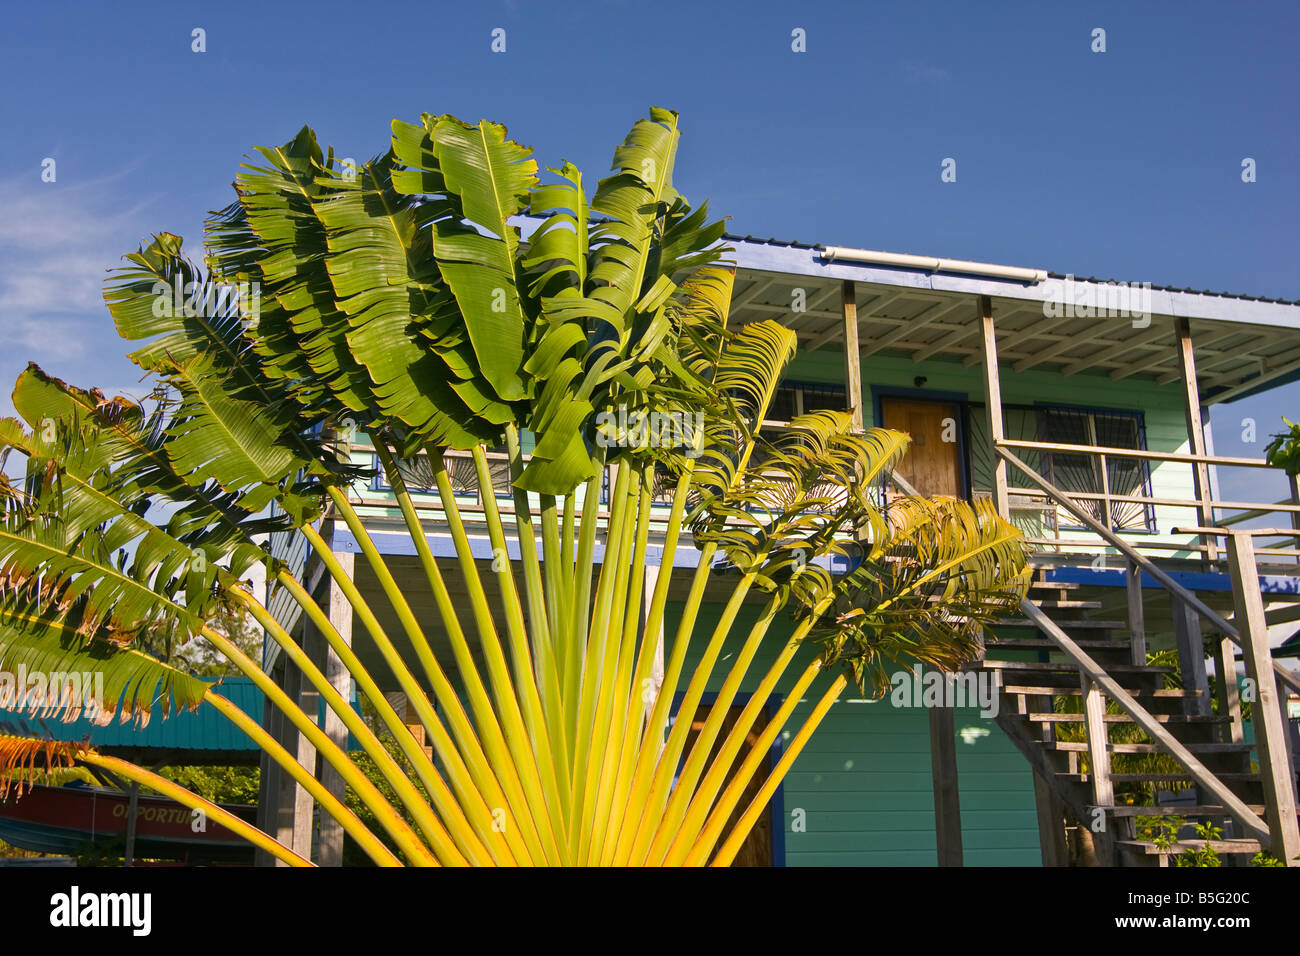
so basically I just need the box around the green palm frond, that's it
[425,115,535,402]
[103,234,343,500]
[208,127,374,412]
[315,150,501,451]
[588,108,682,324]
[806,495,1031,696]
[0,586,209,724]
[12,364,284,561]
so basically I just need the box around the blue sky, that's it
[1,0,1297,494]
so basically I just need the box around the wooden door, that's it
[880,397,963,497]
[682,703,773,866]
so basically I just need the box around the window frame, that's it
[763,379,849,427]
[1033,402,1157,534]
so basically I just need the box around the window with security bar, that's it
[372,443,513,500]
[764,381,847,424]
[1035,405,1156,533]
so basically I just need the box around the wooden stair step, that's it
[1027,712,1229,724]
[1062,772,1258,784]
[1119,838,1263,856]
[976,660,1172,674]
[1026,599,1104,610]
[987,637,1131,650]
[1093,804,1268,817]
[1047,741,1253,754]
[992,618,1127,630]
[1002,685,1201,698]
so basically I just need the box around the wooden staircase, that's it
[971,572,1299,866]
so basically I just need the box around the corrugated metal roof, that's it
[1043,271,1299,306]
[720,231,1300,306]
[0,677,363,755]
[0,678,264,752]
[722,232,825,252]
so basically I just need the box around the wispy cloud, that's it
[902,61,950,84]
[0,170,162,417]
[0,171,157,316]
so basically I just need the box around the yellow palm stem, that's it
[203,691,401,867]
[708,673,847,867]
[429,454,567,864]
[625,572,757,865]
[197,624,443,866]
[298,519,515,864]
[539,493,566,639]
[609,540,718,865]
[566,462,633,854]
[585,470,653,864]
[664,632,815,865]
[367,443,550,863]
[470,444,567,850]
[644,593,783,864]
[576,467,646,863]
[269,571,520,866]
[599,467,694,865]
[685,661,820,865]
[230,585,493,865]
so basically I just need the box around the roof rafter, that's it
[860,298,967,358]
[806,288,911,352]
[1057,323,1170,377]
[1111,327,1242,381]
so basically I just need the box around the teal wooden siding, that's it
[664,600,1043,866]
[784,349,1201,556]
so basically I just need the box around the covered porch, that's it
[723,238,1300,865]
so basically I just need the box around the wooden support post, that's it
[272,657,316,865]
[927,699,963,867]
[1080,672,1118,862]
[292,659,317,862]
[1126,561,1146,666]
[1030,693,1054,743]
[123,782,140,867]
[1211,635,1244,745]
[978,296,1010,519]
[1224,531,1300,864]
[1171,598,1212,716]
[313,548,354,867]
[1174,318,1218,563]
[1080,673,1114,809]
[841,280,863,432]
[1290,473,1300,571]
[1031,770,1069,867]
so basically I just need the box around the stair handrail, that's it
[996,444,1300,698]
[1019,600,1271,845]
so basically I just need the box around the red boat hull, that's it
[0,784,256,863]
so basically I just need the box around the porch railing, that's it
[995,438,1300,565]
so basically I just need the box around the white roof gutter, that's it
[821,246,1048,284]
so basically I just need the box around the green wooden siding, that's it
[664,600,1043,866]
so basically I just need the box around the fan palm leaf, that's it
[0,107,1030,867]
